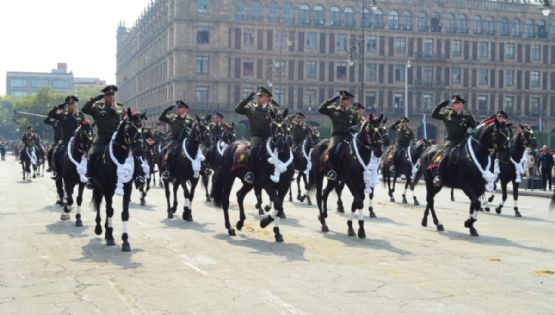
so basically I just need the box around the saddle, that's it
[231,143,249,172]
[427,145,464,170]
[319,143,349,172]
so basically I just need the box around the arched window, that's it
[485,16,495,35]
[472,15,482,34]
[344,7,354,27]
[283,3,294,24]
[512,18,520,36]
[537,19,546,38]
[298,5,310,24]
[249,0,262,21]
[374,9,384,29]
[389,11,399,29]
[455,14,467,33]
[330,7,341,26]
[362,8,371,28]
[431,12,441,32]
[268,2,280,23]
[499,17,509,36]
[417,12,428,31]
[235,0,247,20]
[445,14,455,33]
[401,11,412,30]
[313,5,324,25]
[526,18,535,38]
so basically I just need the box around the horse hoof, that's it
[437,224,444,232]
[289,196,293,202]
[94,225,102,235]
[390,197,395,202]
[347,220,355,236]
[106,239,116,246]
[183,209,193,222]
[167,211,174,219]
[495,207,502,214]
[236,221,244,231]
[402,197,408,204]
[358,229,366,239]
[369,210,377,219]
[206,197,211,202]
[260,216,274,228]
[337,205,344,213]
[273,227,283,243]
[75,219,83,227]
[321,224,329,233]
[414,199,420,207]
[228,229,236,236]
[488,196,494,203]
[469,228,479,237]
[451,197,455,202]
[140,199,146,206]
[514,209,522,218]
[171,206,177,214]
[421,218,428,227]
[278,212,286,219]
[258,208,264,215]
[307,199,312,206]
[122,242,131,252]
[484,207,490,212]
[264,205,271,212]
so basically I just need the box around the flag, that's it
[422,113,427,139]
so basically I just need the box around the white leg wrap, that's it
[358,209,364,221]
[514,199,518,208]
[77,206,81,214]
[184,199,191,208]
[107,218,113,228]
[472,211,479,220]
[368,198,373,208]
[403,187,407,195]
[349,211,355,221]
[122,221,129,234]
[269,208,277,219]
[275,217,281,227]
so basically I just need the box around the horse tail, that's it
[211,144,235,208]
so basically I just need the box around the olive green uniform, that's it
[48,107,85,144]
[158,109,194,149]
[290,123,309,147]
[432,101,477,148]
[318,98,359,148]
[235,99,279,148]
[81,97,125,152]
[209,122,225,144]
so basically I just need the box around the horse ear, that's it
[383,117,388,124]
[195,114,200,122]
[126,108,132,119]
[282,108,289,119]
[205,114,212,122]
[377,113,384,123]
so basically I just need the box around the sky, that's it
[0,0,151,95]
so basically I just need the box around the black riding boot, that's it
[243,146,257,184]
[85,151,98,189]
[326,144,341,181]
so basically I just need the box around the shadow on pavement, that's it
[322,231,413,256]
[43,221,89,238]
[213,233,308,262]
[74,238,143,269]
[160,218,215,233]
[440,230,553,253]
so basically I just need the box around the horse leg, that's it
[368,191,376,218]
[62,181,74,221]
[271,184,289,243]
[512,181,521,217]
[496,181,508,214]
[302,174,312,205]
[75,183,84,227]
[422,182,443,231]
[104,194,115,246]
[462,184,480,237]
[254,186,264,215]
[410,180,420,206]
[315,174,328,232]
[401,178,409,204]
[121,184,132,252]
[322,179,335,221]
[296,173,302,201]
[450,188,455,202]
[181,180,193,222]
[204,172,212,202]
[335,182,345,213]
[139,185,146,206]
[172,181,179,213]
[163,179,173,218]
[223,180,235,236]
[55,173,65,207]
[188,178,200,221]
[260,184,278,230]
[235,183,253,231]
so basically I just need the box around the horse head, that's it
[519,124,537,149]
[192,114,211,145]
[306,126,320,146]
[75,120,94,153]
[121,108,144,158]
[222,123,236,144]
[476,118,511,160]
[269,109,290,154]
[359,114,389,154]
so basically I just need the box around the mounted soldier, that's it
[289,112,310,149]
[388,117,415,174]
[158,100,194,180]
[208,112,226,144]
[19,126,43,162]
[318,90,359,181]
[81,85,125,189]
[235,86,280,184]
[352,102,366,125]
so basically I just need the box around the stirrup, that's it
[433,176,441,187]
[244,171,254,184]
[326,170,337,181]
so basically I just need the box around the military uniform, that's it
[389,118,415,164]
[44,114,62,172]
[290,122,309,147]
[48,107,85,144]
[208,122,225,143]
[158,101,194,178]
[19,131,42,161]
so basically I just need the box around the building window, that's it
[479,69,489,86]
[243,60,254,77]
[241,88,253,99]
[423,39,433,57]
[551,21,555,39]
[456,14,467,33]
[445,14,455,33]
[472,15,482,34]
[197,29,209,44]
[195,87,208,103]
[531,71,540,88]
[243,29,255,48]
[526,19,535,38]
[304,89,317,110]
[531,45,541,61]
[366,92,376,112]
[313,5,324,25]
[366,63,377,81]
[298,5,310,24]
[451,40,461,58]
[31,79,48,88]
[362,8,371,28]
[344,7,354,27]
[431,13,441,32]
[305,32,317,51]
[478,95,488,115]
[283,4,294,24]
[275,31,289,49]
[197,0,209,13]
[249,0,262,21]
[336,63,347,81]
[530,97,540,117]
[336,33,347,51]
[504,70,514,86]
[512,18,521,36]
[366,35,378,54]
[274,88,285,105]
[505,43,515,59]
[479,41,489,59]
[331,7,341,26]
[504,96,514,115]
[268,1,280,23]
[52,80,70,89]
[500,17,509,36]
[393,93,405,113]
[485,16,495,35]
[417,12,428,32]
[538,20,547,38]
[305,61,317,79]
[452,67,461,84]
[235,1,247,20]
[9,79,27,88]
[422,66,433,83]
[196,56,209,74]
[422,94,433,113]
[394,37,406,54]
[401,11,412,31]
[395,65,405,82]
[389,11,399,30]
[374,9,384,29]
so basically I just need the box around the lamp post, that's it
[541,0,552,16]
[404,59,411,118]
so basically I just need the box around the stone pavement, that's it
[0,158,554,314]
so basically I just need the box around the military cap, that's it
[101,85,118,95]
[400,116,410,123]
[451,95,466,104]
[496,110,508,119]
[176,100,189,108]
[256,86,272,97]
[296,112,305,118]
[352,102,364,110]
[65,95,79,104]
[215,112,224,119]
[339,90,354,99]
[26,125,33,130]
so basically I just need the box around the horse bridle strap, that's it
[301,139,313,175]
[265,137,293,183]
[466,136,495,192]
[182,137,205,178]
[67,136,88,183]
[351,132,381,194]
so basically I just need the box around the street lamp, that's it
[404,59,411,118]
[371,0,378,13]
[541,0,552,16]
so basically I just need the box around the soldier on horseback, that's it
[19,126,43,162]
[388,117,415,173]
[44,110,63,174]
[352,102,366,125]
[431,95,477,186]
[235,86,279,184]
[318,90,358,181]
[290,113,309,149]
[208,112,226,144]
[47,96,85,179]
[82,85,125,189]
[158,100,194,180]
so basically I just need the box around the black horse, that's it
[487,125,537,217]
[91,109,143,251]
[55,121,94,225]
[137,136,157,206]
[163,116,211,221]
[382,139,432,206]
[288,127,320,205]
[20,142,38,181]
[211,110,294,242]
[201,123,236,202]
[419,120,511,236]
[308,114,389,237]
